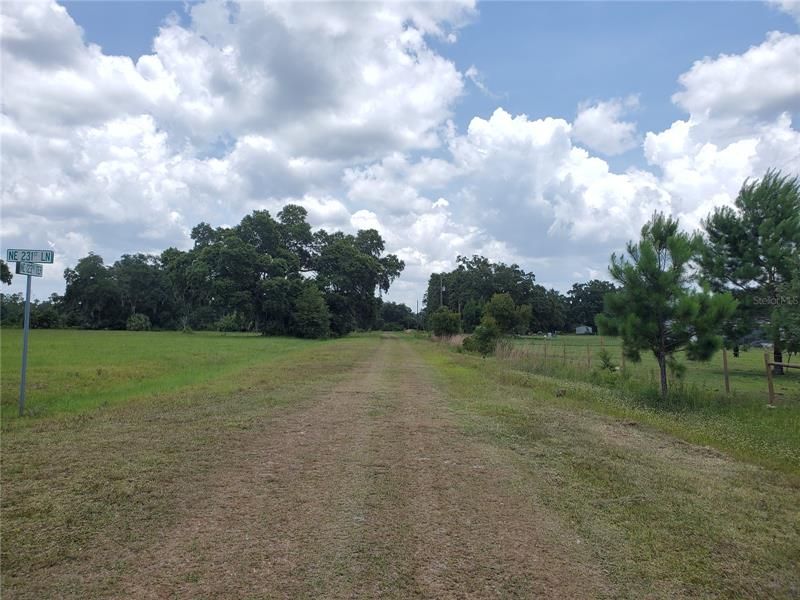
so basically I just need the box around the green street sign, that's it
[6,249,54,263]
[16,262,43,277]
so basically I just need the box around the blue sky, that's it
[3,1,800,305]
[63,1,798,141]
[61,1,190,56]
[442,2,798,165]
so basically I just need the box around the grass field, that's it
[1,330,798,597]
[0,329,316,422]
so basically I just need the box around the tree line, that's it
[0,206,406,338]
[423,255,615,334]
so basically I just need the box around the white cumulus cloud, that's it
[672,31,800,123]
[572,96,640,156]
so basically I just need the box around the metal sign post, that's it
[5,249,51,416]
[19,274,33,416]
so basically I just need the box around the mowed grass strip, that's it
[417,340,800,598]
[504,338,800,474]
[1,329,312,422]
[1,333,376,599]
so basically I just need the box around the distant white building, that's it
[575,325,593,335]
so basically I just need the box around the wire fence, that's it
[503,337,800,404]
[431,333,800,403]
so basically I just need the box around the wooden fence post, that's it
[543,342,548,367]
[722,348,730,394]
[563,344,567,366]
[587,345,591,369]
[620,348,625,373]
[764,350,775,406]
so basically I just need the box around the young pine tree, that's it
[597,213,736,398]
[700,170,800,374]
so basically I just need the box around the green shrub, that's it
[291,284,330,339]
[31,304,62,329]
[462,335,477,352]
[429,307,461,337]
[126,313,151,331]
[216,313,242,333]
[0,292,24,327]
[463,315,501,356]
[188,306,216,330]
[597,347,616,371]
[462,300,484,333]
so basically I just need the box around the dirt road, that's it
[118,337,608,598]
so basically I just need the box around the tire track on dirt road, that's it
[119,336,608,598]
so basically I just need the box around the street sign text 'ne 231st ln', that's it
[6,249,54,263]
